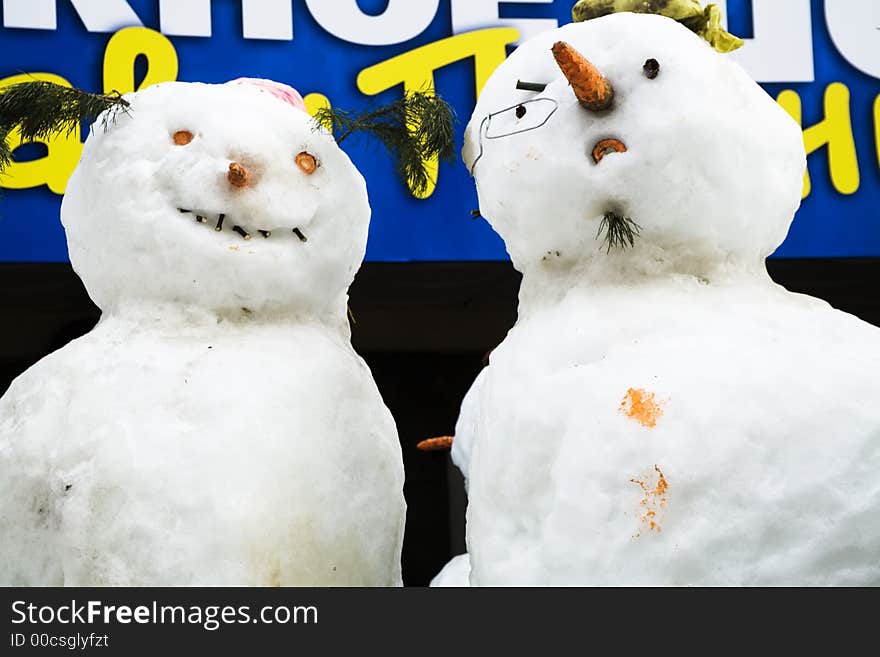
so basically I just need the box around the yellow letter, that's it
[103,26,178,95]
[1,28,180,196]
[0,73,83,194]
[304,92,333,132]
[874,94,880,173]
[357,28,519,198]
[777,83,859,199]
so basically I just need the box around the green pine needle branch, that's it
[597,211,642,253]
[314,91,456,197]
[0,80,129,171]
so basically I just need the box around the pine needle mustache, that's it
[313,91,456,197]
[597,211,641,253]
[0,80,129,171]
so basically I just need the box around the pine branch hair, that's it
[313,90,456,197]
[0,80,130,171]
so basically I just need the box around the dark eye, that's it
[484,98,558,140]
[643,59,660,80]
[172,130,194,145]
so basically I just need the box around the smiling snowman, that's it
[445,5,880,585]
[0,79,407,585]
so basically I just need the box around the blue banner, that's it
[0,0,878,262]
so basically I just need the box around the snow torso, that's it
[466,275,880,585]
[0,309,404,585]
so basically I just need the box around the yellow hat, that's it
[571,1,744,53]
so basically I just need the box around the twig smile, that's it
[177,209,308,243]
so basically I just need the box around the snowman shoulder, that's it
[0,329,100,418]
[0,336,94,462]
[451,367,490,482]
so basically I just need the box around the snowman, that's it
[0,78,451,585]
[437,3,880,585]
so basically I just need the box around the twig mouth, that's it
[177,209,308,244]
[597,211,641,253]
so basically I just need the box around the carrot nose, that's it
[228,162,250,188]
[552,41,614,111]
[417,436,454,452]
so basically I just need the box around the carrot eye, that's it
[173,130,194,145]
[296,151,318,175]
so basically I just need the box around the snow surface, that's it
[446,14,880,585]
[0,81,405,585]
[430,553,471,587]
[450,368,486,490]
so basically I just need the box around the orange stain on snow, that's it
[619,388,664,427]
[631,465,669,535]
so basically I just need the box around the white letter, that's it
[3,0,56,29]
[88,601,102,623]
[159,0,292,40]
[826,0,880,80]
[242,0,292,40]
[451,0,557,45]
[159,0,210,37]
[70,0,141,31]
[10,602,26,624]
[70,601,85,624]
[303,0,438,46]
[4,0,142,30]
[715,0,814,83]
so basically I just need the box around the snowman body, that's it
[458,14,880,585]
[467,278,880,585]
[0,81,405,585]
[0,314,403,585]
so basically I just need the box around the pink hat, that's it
[228,78,307,113]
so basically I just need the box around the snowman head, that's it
[463,13,805,277]
[60,80,369,317]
